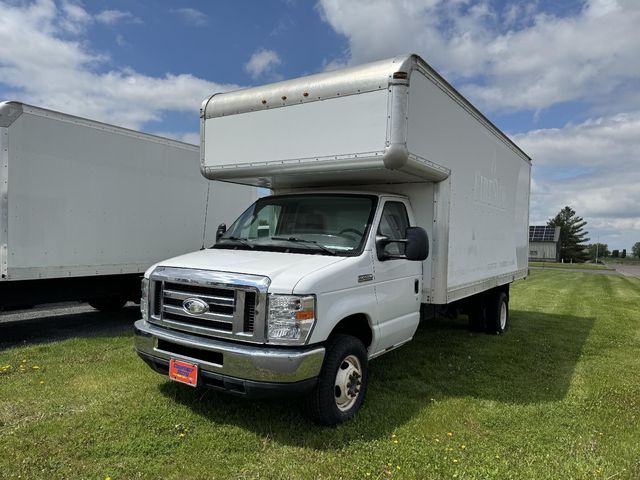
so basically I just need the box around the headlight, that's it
[267,294,315,344]
[140,278,149,321]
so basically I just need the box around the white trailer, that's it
[135,54,531,425]
[0,101,256,310]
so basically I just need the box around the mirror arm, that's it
[215,223,227,243]
[376,236,409,261]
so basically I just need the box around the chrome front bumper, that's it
[134,320,325,385]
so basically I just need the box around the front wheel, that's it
[306,335,369,426]
[88,296,128,312]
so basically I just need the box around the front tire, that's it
[306,334,369,426]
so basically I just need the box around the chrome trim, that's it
[369,338,413,360]
[135,320,324,383]
[164,304,232,322]
[164,288,235,307]
[0,126,8,279]
[201,56,409,120]
[148,266,270,343]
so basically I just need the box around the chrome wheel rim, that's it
[334,354,362,411]
[499,301,507,330]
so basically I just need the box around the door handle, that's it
[414,279,420,294]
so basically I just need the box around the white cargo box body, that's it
[0,102,256,281]
[200,54,531,304]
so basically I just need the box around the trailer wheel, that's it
[88,296,128,312]
[485,291,508,335]
[306,334,369,426]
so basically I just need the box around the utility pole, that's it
[595,232,599,264]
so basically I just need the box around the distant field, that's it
[1,270,639,479]
[529,261,613,270]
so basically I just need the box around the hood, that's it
[150,248,348,294]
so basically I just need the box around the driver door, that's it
[373,199,423,352]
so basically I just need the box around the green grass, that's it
[1,270,639,479]
[529,261,613,270]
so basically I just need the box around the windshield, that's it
[214,194,377,256]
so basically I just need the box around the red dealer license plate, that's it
[169,359,198,387]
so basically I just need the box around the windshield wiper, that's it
[271,237,336,256]
[217,236,255,249]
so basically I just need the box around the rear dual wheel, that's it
[486,291,509,335]
[468,290,509,335]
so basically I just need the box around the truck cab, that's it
[135,190,428,425]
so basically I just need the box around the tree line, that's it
[546,206,640,263]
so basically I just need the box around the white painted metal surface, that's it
[197,54,530,305]
[200,55,452,188]
[0,102,256,281]
[405,72,530,301]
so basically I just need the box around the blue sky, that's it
[1,0,639,251]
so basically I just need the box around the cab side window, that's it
[377,201,410,256]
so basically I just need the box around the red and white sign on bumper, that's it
[169,359,198,387]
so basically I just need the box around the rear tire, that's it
[485,291,508,335]
[306,334,369,426]
[88,296,128,312]
[467,297,486,332]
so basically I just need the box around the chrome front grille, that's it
[163,282,236,330]
[148,267,269,343]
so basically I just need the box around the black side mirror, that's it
[215,223,227,242]
[405,226,429,261]
[376,226,429,261]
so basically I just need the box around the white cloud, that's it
[58,0,92,34]
[0,0,237,129]
[520,112,640,249]
[95,9,142,26]
[318,0,640,113]
[115,34,128,47]
[172,7,209,27]
[317,0,640,249]
[516,112,640,170]
[244,49,282,79]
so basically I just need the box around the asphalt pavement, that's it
[610,263,640,278]
[0,302,139,350]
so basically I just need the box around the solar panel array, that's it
[529,225,557,242]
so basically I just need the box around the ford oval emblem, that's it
[182,298,209,315]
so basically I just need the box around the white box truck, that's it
[134,54,531,425]
[0,101,256,311]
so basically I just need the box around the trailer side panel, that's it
[3,107,254,281]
